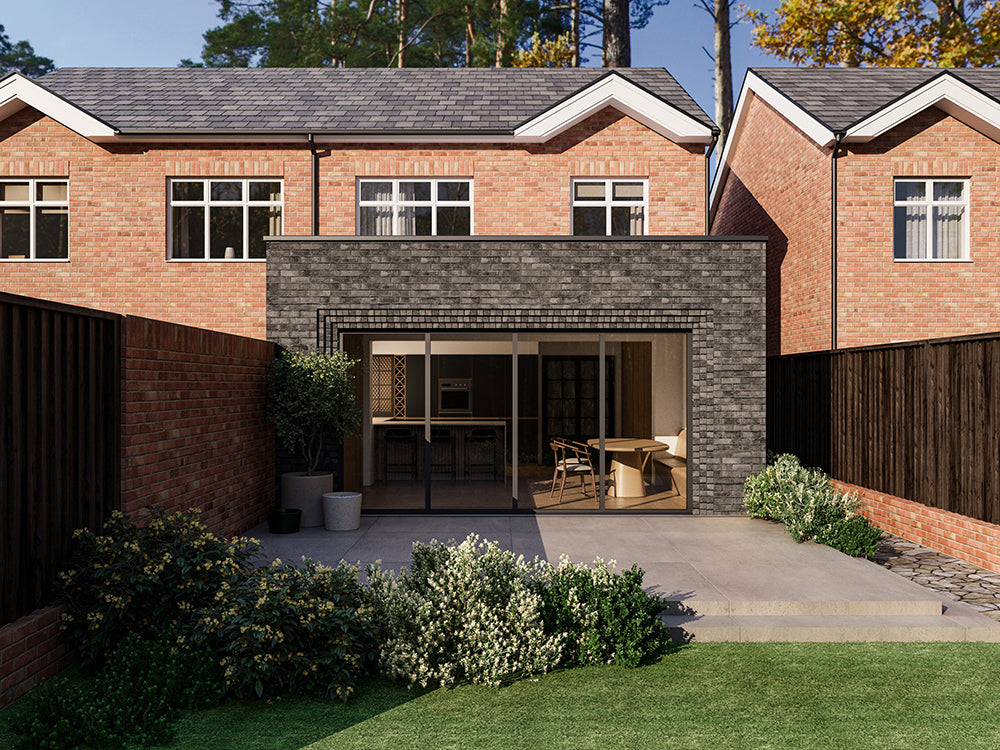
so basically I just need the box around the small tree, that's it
[266,348,361,475]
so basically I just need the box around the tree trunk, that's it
[465,3,475,66]
[714,0,733,148]
[603,0,631,67]
[397,0,408,68]
[495,0,511,66]
[572,0,580,67]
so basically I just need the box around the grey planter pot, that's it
[323,491,362,531]
[281,472,333,527]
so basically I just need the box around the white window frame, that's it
[356,178,474,236]
[571,178,649,236]
[0,178,69,261]
[167,178,283,261]
[893,178,970,262]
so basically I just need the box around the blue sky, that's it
[4,0,788,118]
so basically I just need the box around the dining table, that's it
[586,437,669,498]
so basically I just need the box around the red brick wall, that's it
[120,316,276,537]
[837,480,1000,575]
[0,605,73,708]
[712,96,832,356]
[0,106,706,338]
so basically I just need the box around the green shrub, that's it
[193,558,376,700]
[366,535,564,688]
[819,514,883,558]
[13,633,221,750]
[537,557,669,668]
[54,508,260,664]
[744,453,834,521]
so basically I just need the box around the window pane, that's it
[933,182,965,202]
[574,182,605,201]
[0,183,30,202]
[399,181,431,202]
[612,182,644,202]
[210,181,243,201]
[0,207,30,258]
[359,181,392,202]
[249,182,281,202]
[249,206,281,259]
[36,182,68,202]
[35,207,68,259]
[611,205,643,236]
[172,181,203,201]
[171,205,205,258]
[932,205,965,259]
[438,181,469,201]
[894,181,926,203]
[399,205,432,235]
[436,206,470,235]
[893,205,927,259]
[209,206,244,258]
[573,206,606,235]
[360,205,392,235]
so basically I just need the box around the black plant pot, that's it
[268,508,302,534]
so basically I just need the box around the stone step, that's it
[661,597,944,618]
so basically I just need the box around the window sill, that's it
[0,258,70,262]
[893,258,972,263]
[166,258,267,263]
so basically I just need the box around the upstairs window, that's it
[572,179,646,236]
[0,179,68,260]
[893,179,968,260]
[169,179,282,260]
[358,179,472,236]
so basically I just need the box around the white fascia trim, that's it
[107,133,520,145]
[846,73,1000,143]
[514,72,712,144]
[0,73,116,139]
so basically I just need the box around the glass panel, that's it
[612,182,644,201]
[436,206,470,235]
[438,181,470,202]
[249,182,281,202]
[399,205,432,235]
[933,182,965,202]
[35,207,68,259]
[399,181,431,201]
[209,206,243,258]
[0,183,30,202]
[932,205,965,259]
[359,205,393,236]
[172,181,203,201]
[574,182,605,201]
[894,205,927,259]
[36,182,68,202]
[611,206,643,236]
[359,181,391,202]
[894,181,926,203]
[249,206,281,259]
[171,205,205,258]
[0,207,30,258]
[573,206,606,236]
[210,181,243,201]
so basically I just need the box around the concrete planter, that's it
[323,491,362,531]
[281,472,333,527]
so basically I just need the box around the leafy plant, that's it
[192,558,376,700]
[265,348,361,475]
[54,508,260,664]
[819,513,883,558]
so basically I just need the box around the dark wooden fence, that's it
[768,333,1000,525]
[0,293,120,625]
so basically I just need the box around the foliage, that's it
[751,0,1000,67]
[512,31,574,65]
[365,535,564,687]
[743,453,881,556]
[0,24,54,77]
[192,558,377,700]
[54,508,260,664]
[537,556,669,668]
[12,633,221,750]
[265,348,361,475]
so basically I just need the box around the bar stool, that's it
[430,427,456,479]
[384,427,418,480]
[465,427,497,480]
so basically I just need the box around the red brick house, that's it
[711,68,1000,356]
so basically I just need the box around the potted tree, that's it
[266,348,361,530]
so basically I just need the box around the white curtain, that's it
[360,182,394,235]
[903,206,927,259]
[933,206,964,259]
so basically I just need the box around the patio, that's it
[251,514,1000,643]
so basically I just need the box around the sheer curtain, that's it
[933,206,964,259]
[360,182,394,235]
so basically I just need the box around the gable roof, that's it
[1,67,713,144]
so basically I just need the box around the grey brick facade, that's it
[266,236,766,514]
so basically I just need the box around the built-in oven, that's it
[438,378,472,415]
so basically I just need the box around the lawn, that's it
[5,642,1000,750]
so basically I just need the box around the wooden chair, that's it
[549,439,598,503]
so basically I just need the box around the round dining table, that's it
[586,438,668,498]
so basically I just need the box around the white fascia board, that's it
[108,132,520,145]
[0,73,116,139]
[845,73,1000,143]
[514,73,713,144]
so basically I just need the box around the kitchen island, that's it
[372,419,507,481]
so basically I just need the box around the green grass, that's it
[5,643,1000,749]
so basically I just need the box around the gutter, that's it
[308,134,319,236]
[831,131,844,351]
[704,128,720,234]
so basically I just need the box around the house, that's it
[711,68,1000,356]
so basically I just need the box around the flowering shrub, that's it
[537,557,669,668]
[54,508,260,664]
[366,535,564,688]
[192,558,376,700]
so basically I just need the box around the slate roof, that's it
[33,67,713,133]
[752,67,1000,132]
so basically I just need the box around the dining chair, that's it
[549,439,598,503]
